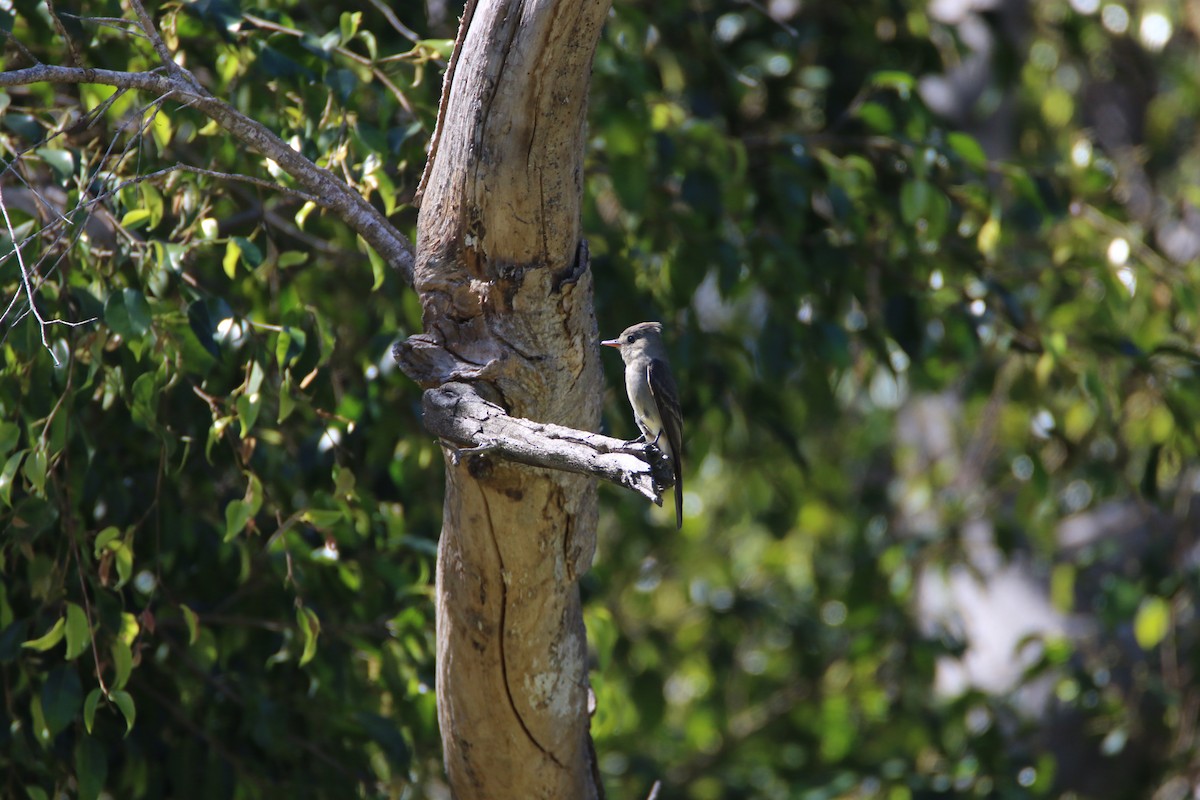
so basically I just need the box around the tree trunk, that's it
[400,0,612,796]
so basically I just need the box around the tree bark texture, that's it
[397,0,612,797]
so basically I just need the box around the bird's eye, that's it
[626,335,636,343]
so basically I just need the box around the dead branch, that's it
[421,381,675,505]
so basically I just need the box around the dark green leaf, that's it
[75,734,107,800]
[41,664,82,736]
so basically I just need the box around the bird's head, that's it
[601,322,664,362]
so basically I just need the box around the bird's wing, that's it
[647,358,684,528]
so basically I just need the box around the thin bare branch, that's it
[97,163,323,207]
[0,187,97,364]
[126,0,195,87]
[240,13,417,115]
[415,0,475,205]
[364,0,422,45]
[46,0,86,67]
[0,27,39,65]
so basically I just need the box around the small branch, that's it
[0,28,39,66]
[0,182,97,364]
[240,13,417,116]
[419,382,674,504]
[0,63,416,282]
[415,0,476,205]
[126,0,196,89]
[98,163,323,207]
[46,0,85,67]
[364,0,422,44]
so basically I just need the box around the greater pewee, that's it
[601,322,684,528]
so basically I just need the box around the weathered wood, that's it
[420,381,676,504]
[394,0,613,796]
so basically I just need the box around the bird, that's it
[601,322,684,528]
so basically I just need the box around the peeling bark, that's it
[393,0,613,796]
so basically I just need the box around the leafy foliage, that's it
[1,1,444,796]
[3,0,1200,798]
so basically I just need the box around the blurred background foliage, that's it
[2,0,1200,798]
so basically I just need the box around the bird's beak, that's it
[600,338,621,348]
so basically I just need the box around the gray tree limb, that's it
[422,381,675,505]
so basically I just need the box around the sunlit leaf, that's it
[297,606,320,666]
[1134,596,1171,650]
[22,616,65,651]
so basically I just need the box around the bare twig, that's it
[95,163,323,207]
[240,13,416,115]
[46,0,86,67]
[364,0,423,44]
[126,0,196,89]
[0,185,98,364]
[415,0,475,205]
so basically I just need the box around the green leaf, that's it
[0,450,23,506]
[64,602,90,661]
[140,182,164,228]
[947,131,987,170]
[111,640,133,690]
[237,391,262,437]
[41,664,82,736]
[368,245,387,291]
[22,616,65,651]
[83,688,103,735]
[277,251,308,268]
[35,146,74,179]
[278,371,296,423]
[117,611,139,647]
[333,464,356,499]
[120,207,151,229]
[93,526,121,558]
[899,179,933,225]
[339,10,360,42]
[104,288,152,339]
[75,734,107,800]
[130,371,161,430]
[224,499,252,541]
[232,236,263,268]
[303,508,344,528]
[870,69,915,95]
[417,38,455,59]
[325,68,358,103]
[245,472,263,516]
[222,238,241,279]
[855,101,894,133]
[276,327,307,368]
[110,689,136,736]
[297,606,320,666]
[0,421,19,456]
[1134,596,1171,650]
[23,445,47,496]
[181,604,200,645]
[111,541,133,590]
[161,313,218,374]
